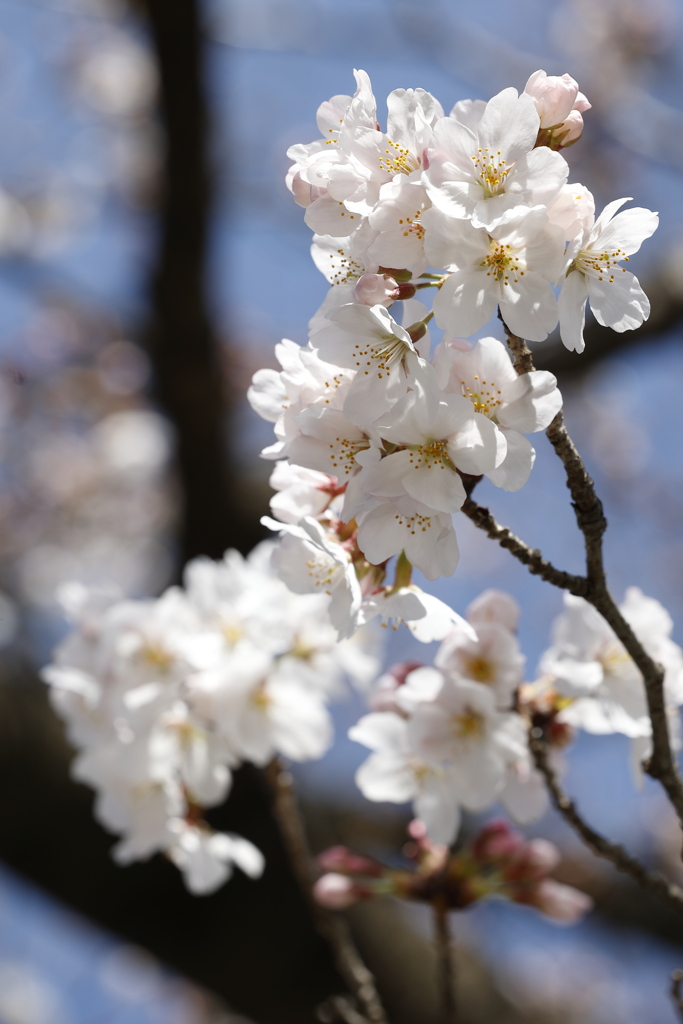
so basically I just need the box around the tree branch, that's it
[433,898,456,1024]
[461,497,587,595]
[671,970,683,1022]
[530,732,683,913]
[265,760,389,1024]
[501,321,683,827]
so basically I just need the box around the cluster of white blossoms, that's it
[250,68,658,616]
[350,587,683,843]
[43,68,675,916]
[42,544,380,894]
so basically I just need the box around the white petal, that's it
[558,270,588,352]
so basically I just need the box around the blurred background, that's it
[2,0,683,1021]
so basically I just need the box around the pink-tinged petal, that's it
[349,711,409,754]
[433,269,498,338]
[473,335,518,387]
[355,753,417,802]
[428,116,480,177]
[477,88,539,161]
[486,430,535,491]
[508,148,569,206]
[498,370,562,433]
[501,761,548,825]
[593,207,659,256]
[304,194,359,236]
[558,270,589,352]
[587,271,650,332]
[406,517,459,581]
[449,98,486,132]
[365,449,414,498]
[589,197,631,241]
[499,274,558,342]
[448,412,506,474]
[415,774,461,845]
[402,463,466,514]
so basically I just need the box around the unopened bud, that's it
[313,873,370,909]
[396,282,417,300]
[316,845,385,877]
[354,272,400,306]
[525,71,583,128]
[472,820,524,863]
[525,879,593,922]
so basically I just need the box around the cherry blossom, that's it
[558,194,658,352]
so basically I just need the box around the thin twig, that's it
[530,732,683,912]
[264,759,389,1024]
[433,898,456,1024]
[671,969,683,1022]
[500,321,683,827]
[461,497,587,595]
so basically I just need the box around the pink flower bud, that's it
[505,835,557,884]
[556,109,585,147]
[313,873,368,909]
[524,70,583,128]
[528,880,593,923]
[353,272,400,306]
[316,845,384,877]
[472,820,525,864]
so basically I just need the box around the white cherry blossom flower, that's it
[248,338,353,460]
[366,176,431,271]
[355,496,460,581]
[434,335,562,490]
[424,205,565,341]
[312,302,427,426]
[435,619,525,708]
[558,195,658,352]
[262,514,363,639]
[350,711,461,844]
[408,677,527,813]
[357,373,505,517]
[541,590,683,738]
[168,822,264,896]
[424,88,568,230]
[268,461,340,524]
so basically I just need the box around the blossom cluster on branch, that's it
[43,65,682,967]
[42,546,379,893]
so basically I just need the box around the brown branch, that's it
[671,970,683,1022]
[433,898,456,1024]
[501,321,683,827]
[530,732,683,913]
[265,760,389,1024]
[461,497,587,595]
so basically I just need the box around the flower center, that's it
[464,655,495,683]
[398,209,425,240]
[352,334,411,378]
[461,374,503,418]
[327,435,370,476]
[327,247,364,286]
[574,246,630,283]
[481,241,524,285]
[391,510,435,535]
[378,138,420,176]
[407,438,454,472]
[452,707,485,739]
[471,147,510,198]
[305,551,342,594]
[141,642,174,671]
